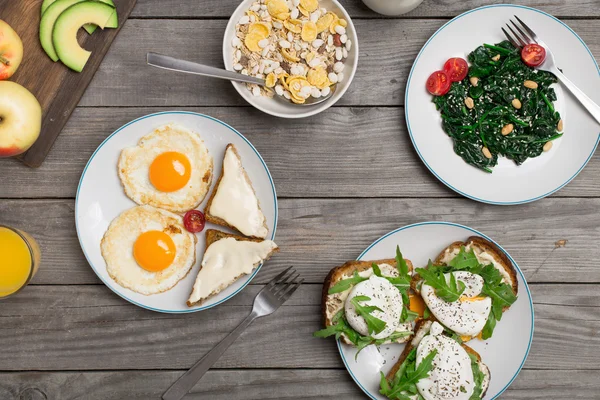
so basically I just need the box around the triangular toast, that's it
[187,229,278,306]
[204,144,269,239]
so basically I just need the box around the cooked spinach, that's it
[432,40,562,173]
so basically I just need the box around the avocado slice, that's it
[52,1,116,72]
[40,0,88,62]
[41,0,117,35]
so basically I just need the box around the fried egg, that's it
[118,124,213,213]
[101,205,197,295]
[416,322,475,400]
[345,275,404,339]
[421,271,492,337]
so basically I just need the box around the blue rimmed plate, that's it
[406,5,600,204]
[75,112,278,313]
[337,222,534,399]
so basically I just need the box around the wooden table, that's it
[1,1,599,398]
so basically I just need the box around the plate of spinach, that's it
[336,222,533,400]
[406,5,600,204]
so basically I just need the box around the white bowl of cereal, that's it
[223,0,358,118]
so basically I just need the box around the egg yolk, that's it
[133,230,176,272]
[149,152,191,192]
[409,293,427,316]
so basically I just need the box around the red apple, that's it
[0,20,23,80]
[0,81,42,157]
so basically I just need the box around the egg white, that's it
[101,205,197,295]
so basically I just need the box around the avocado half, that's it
[41,0,117,34]
[52,1,116,72]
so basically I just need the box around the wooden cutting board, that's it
[2,0,137,167]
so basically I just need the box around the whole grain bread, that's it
[321,258,414,345]
[204,144,269,239]
[186,229,278,307]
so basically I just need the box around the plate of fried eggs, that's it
[75,111,278,313]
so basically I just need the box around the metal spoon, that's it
[146,52,335,106]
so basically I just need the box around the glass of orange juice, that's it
[0,225,41,299]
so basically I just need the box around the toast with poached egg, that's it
[315,247,424,352]
[187,229,278,306]
[381,320,490,400]
[412,236,518,341]
[204,144,269,239]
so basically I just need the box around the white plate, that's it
[223,0,359,119]
[406,5,600,204]
[75,112,278,313]
[338,222,533,400]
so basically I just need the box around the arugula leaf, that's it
[372,263,383,277]
[350,295,387,335]
[396,246,409,277]
[481,307,498,340]
[328,271,368,294]
[468,353,485,399]
[401,309,419,323]
[380,348,438,399]
[448,246,481,270]
[416,262,466,302]
[423,306,431,319]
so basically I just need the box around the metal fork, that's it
[503,16,600,124]
[162,266,303,400]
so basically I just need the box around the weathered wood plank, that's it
[0,369,598,400]
[78,19,600,107]
[130,0,600,18]
[0,284,597,370]
[0,198,598,285]
[0,107,599,199]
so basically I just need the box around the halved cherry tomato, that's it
[521,44,546,67]
[426,70,451,96]
[183,210,206,233]
[443,57,469,82]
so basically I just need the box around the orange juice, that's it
[0,226,40,298]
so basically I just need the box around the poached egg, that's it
[421,271,492,337]
[344,275,403,339]
[416,322,475,400]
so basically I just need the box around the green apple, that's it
[0,81,42,157]
[52,1,116,72]
[40,0,117,35]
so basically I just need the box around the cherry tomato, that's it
[521,44,546,67]
[183,210,205,233]
[443,57,469,82]
[426,70,451,96]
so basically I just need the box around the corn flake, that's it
[265,72,277,87]
[249,22,270,37]
[300,0,319,12]
[301,21,318,42]
[315,13,334,33]
[244,32,263,52]
[284,19,302,34]
[298,5,310,17]
[307,66,327,87]
[281,48,300,62]
[267,0,289,19]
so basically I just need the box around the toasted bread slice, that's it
[385,320,490,399]
[435,236,518,295]
[204,144,269,239]
[187,229,278,306]
[321,258,414,345]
